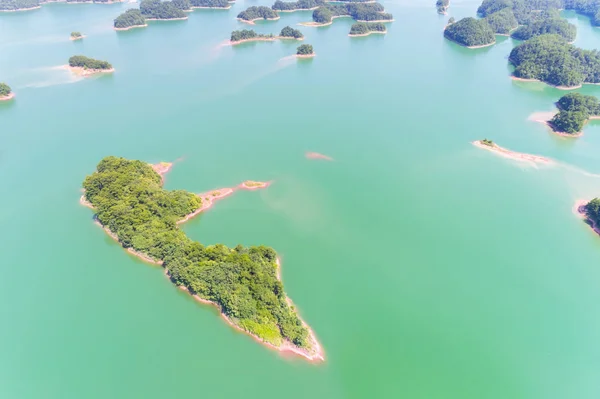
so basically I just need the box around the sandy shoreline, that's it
[349,30,386,37]
[0,92,15,101]
[472,140,552,164]
[296,53,316,58]
[0,6,41,12]
[229,35,303,45]
[238,180,271,190]
[528,111,600,137]
[510,76,582,90]
[444,34,496,49]
[70,35,86,41]
[306,151,333,161]
[237,16,280,25]
[66,65,115,77]
[115,24,148,31]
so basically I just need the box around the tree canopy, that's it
[444,17,496,47]
[509,34,600,87]
[280,25,304,38]
[511,16,577,41]
[83,157,311,349]
[549,93,600,133]
[190,0,229,7]
[69,55,112,70]
[349,22,386,35]
[237,6,278,20]
[272,0,323,11]
[485,8,518,34]
[297,43,314,55]
[140,0,187,19]
[114,9,147,29]
[0,83,11,97]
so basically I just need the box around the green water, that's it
[3,1,600,397]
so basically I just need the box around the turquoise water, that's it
[3,1,600,397]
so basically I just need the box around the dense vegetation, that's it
[481,139,494,146]
[297,43,314,55]
[83,157,310,349]
[70,31,83,38]
[0,83,12,97]
[280,25,304,38]
[272,0,323,11]
[443,17,496,47]
[311,2,391,24]
[509,34,600,87]
[436,0,449,14]
[230,29,273,42]
[68,55,112,70]
[114,9,147,29]
[511,16,577,41]
[172,0,191,10]
[584,198,600,226]
[140,0,187,19]
[485,8,517,34]
[0,0,39,10]
[349,22,386,35]
[549,93,600,133]
[477,0,564,24]
[190,0,229,7]
[564,0,600,26]
[237,6,278,21]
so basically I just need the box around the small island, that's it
[302,3,392,26]
[68,55,114,76]
[81,156,324,362]
[140,0,188,20]
[230,29,275,44]
[114,9,148,30]
[473,139,552,164]
[509,34,600,89]
[272,0,322,12]
[70,31,85,41]
[237,6,279,24]
[576,198,600,237]
[239,180,271,190]
[534,93,600,137]
[443,17,495,48]
[349,22,386,36]
[190,0,230,9]
[436,0,448,14]
[296,43,315,58]
[0,83,14,101]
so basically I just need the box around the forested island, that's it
[548,93,600,135]
[0,83,14,101]
[81,156,323,361]
[237,6,279,23]
[349,22,386,36]
[140,0,187,20]
[190,0,230,9]
[303,3,392,26]
[296,43,314,57]
[484,8,517,35]
[444,17,495,48]
[509,34,600,88]
[70,31,84,40]
[280,25,304,39]
[114,9,147,30]
[436,0,449,14]
[230,29,275,44]
[272,0,322,12]
[68,55,114,75]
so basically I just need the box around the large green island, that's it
[81,157,324,361]
[444,17,496,48]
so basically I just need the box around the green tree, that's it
[0,83,12,97]
[296,43,314,55]
[114,9,147,29]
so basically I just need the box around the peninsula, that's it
[0,83,14,101]
[140,0,188,20]
[237,6,279,23]
[81,156,324,362]
[114,9,148,30]
[296,43,315,58]
[302,3,392,26]
[349,22,386,36]
[70,31,85,41]
[473,139,552,164]
[68,55,114,76]
[443,17,495,48]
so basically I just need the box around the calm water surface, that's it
[2,1,600,398]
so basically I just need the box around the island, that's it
[0,0,40,11]
[68,55,114,76]
[349,22,386,36]
[279,25,304,39]
[70,31,85,41]
[443,17,495,48]
[296,43,314,58]
[81,156,324,362]
[484,8,517,35]
[576,198,600,236]
[302,3,392,26]
[473,139,552,164]
[140,0,188,20]
[0,83,14,101]
[272,0,322,12]
[239,180,271,190]
[230,29,275,44]
[114,8,148,30]
[237,6,279,23]
[190,0,230,9]
[511,12,576,42]
[563,0,600,27]
[509,34,600,89]
[538,93,600,136]
[436,0,448,14]
[477,0,563,25]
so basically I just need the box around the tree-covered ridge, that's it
[140,0,187,19]
[549,93,600,133]
[230,29,274,42]
[190,0,229,8]
[83,157,312,350]
[272,0,323,11]
[114,9,147,28]
[511,15,577,41]
[237,6,278,21]
[0,0,39,10]
[444,17,495,47]
[69,55,112,70]
[477,0,564,24]
[436,0,449,14]
[584,198,600,226]
[509,34,600,87]
[280,25,303,38]
[485,8,517,34]
[297,43,314,54]
[349,22,386,35]
[311,2,391,24]
[0,83,12,97]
